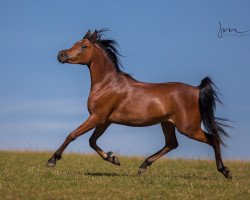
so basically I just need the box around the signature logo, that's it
[218,21,249,38]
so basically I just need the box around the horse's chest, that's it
[87,92,116,113]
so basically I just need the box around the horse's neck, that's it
[88,48,118,88]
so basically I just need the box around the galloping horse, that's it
[47,29,231,179]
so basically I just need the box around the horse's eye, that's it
[81,45,87,49]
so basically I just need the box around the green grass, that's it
[0,151,249,200]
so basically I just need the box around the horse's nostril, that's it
[59,51,64,57]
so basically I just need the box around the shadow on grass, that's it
[84,171,212,179]
[162,173,212,180]
[84,171,136,177]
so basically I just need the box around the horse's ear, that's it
[91,30,98,40]
[83,30,91,39]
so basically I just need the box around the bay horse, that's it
[47,29,232,179]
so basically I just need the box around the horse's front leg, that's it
[89,123,120,166]
[46,115,102,167]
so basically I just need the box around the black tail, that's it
[198,77,230,146]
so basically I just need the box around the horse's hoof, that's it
[107,151,120,166]
[46,161,56,167]
[107,151,114,157]
[219,166,232,179]
[112,156,120,166]
[138,167,147,175]
[224,169,233,179]
[46,157,56,167]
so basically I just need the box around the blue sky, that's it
[0,1,250,160]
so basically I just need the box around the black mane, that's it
[87,29,131,77]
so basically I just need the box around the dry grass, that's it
[0,151,249,200]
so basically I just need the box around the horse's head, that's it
[57,30,98,65]
[57,29,125,74]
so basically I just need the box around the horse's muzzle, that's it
[57,50,69,63]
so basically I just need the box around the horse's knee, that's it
[66,134,76,142]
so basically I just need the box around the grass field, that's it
[0,151,249,200]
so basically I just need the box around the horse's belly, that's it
[108,104,172,127]
[109,115,170,126]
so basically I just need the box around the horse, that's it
[46,29,232,179]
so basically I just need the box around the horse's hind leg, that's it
[138,121,178,174]
[180,128,232,179]
[89,123,120,166]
